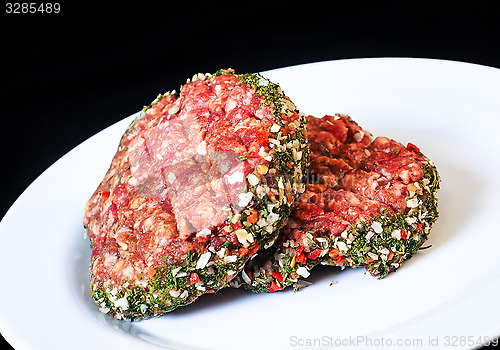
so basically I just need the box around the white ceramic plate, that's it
[2,58,500,350]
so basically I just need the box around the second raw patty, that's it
[236,114,440,293]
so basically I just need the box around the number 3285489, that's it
[5,3,60,14]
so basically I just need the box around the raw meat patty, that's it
[237,114,440,293]
[83,69,309,319]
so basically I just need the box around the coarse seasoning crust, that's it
[84,69,309,320]
[237,114,440,293]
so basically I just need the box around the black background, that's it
[1,1,499,349]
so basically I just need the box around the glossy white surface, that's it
[1,58,500,349]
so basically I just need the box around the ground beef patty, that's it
[237,114,440,293]
[83,69,309,319]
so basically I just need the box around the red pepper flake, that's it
[329,248,340,258]
[295,246,307,264]
[406,142,420,153]
[401,230,407,239]
[268,193,278,203]
[387,251,394,260]
[267,281,282,293]
[306,248,322,260]
[239,247,249,257]
[271,271,284,283]
[246,210,258,224]
[334,256,346,265]
[258,131,269,144]
[233,221,242,229]
[416,224,422,232]
[190,272,200,284]
[286,161,292,168]
[248,244,260,256]
[101,190,110,202]
[239,244,260,258]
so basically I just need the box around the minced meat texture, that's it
[83,69,309,319]
[237,114,440,293]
